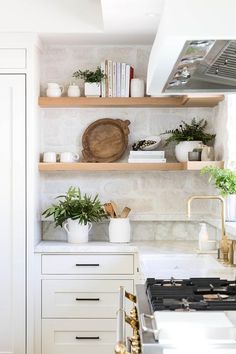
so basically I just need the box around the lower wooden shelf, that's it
[38,161,224,172]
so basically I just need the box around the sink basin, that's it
[140,254,235,279]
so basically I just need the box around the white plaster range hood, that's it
[147,0,236,94]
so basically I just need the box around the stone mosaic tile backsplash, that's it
[40,45,220,241]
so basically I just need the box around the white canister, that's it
[63,219,92,243]
[43,151,57,163]
[130,78,145,97]
[109,218,131,243]
[60,152,79,163]
[46,83,64,97]
[67,84,81,97]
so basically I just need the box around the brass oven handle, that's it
[140,313,159,340]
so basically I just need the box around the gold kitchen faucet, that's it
[187,195,235,266]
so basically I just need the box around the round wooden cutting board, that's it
[82,118,130,162]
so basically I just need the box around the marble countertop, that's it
[35,240,236,280]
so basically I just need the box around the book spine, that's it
[130,66,134,96]
[105,60,108,97]
[108,60,113,97]
[101,61,106,97]
[125,64,130,97]
[112,61,117,97]
[116,62,121,97]
[121,63,126,97]
[128,158,166,163]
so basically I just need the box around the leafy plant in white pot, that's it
[73,67,106,97]
[201,166,236,221]
[42,187,107,243]
[162,118,216,162]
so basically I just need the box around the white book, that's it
[108,60,113,97]
[128,158,166,163]
[101,61,106,97]
[112,61,117,97]
[116,62,121,97]
[121,62,126,97]
[130,150,165,158]
[125,64,130,97]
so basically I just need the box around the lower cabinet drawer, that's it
[42,279,133,318]
[42,319,116,354]
[41,254,134,275]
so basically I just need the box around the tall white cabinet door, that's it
[0,75,26,354]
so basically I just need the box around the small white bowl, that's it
[141,136,162,151]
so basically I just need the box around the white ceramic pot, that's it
[63,219,92,243]
[67,84,81,97]
[109,218,131,243]
[46,83,64,97]
[84,82,101,97]
[225,195,236,221]
[175,141,202,162]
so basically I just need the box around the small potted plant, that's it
[162,118,215,162]
[201,166,236,221]
[73,66,106,97]
[42,187,107,243]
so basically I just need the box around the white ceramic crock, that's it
[63,219,92,243]
[130,78,145,97]
[84,82,101,97]
[109,218,131,243]
[175,141,202,162]
[225,195,236,221]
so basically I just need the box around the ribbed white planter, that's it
[225,195,236,221]
[175,141,202,162]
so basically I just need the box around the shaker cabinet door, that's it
[0,75,26,354]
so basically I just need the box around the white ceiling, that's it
[0,0,164,44]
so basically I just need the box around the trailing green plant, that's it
[201,166,236,197]
[162,118,216,146]
[42,187,107,227]
[73,66,106,83]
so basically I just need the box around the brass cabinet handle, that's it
[75,297,100,301]
[75,336,100,340]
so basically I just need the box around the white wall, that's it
[40,45,220,241]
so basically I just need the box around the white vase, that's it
[63,219,92,243]
[175,141,202,162]
[109,218,131,243]
[84,82,101,97]
[225,195,236,221]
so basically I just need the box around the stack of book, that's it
[128,151,166,163]
[101,60,134,97]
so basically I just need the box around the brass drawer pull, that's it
[75,298,100,301]
[75,336,100,340]
[75,263,100,266]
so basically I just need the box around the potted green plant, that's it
[162,118,215,162]
[73,66,106,97]
[201,166,236,221]
[42,187,107,243]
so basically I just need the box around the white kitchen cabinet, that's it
[35,250,138,354]
[0,75,26,354]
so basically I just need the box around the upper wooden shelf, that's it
[38,95,224,108]
[38,161,224,172]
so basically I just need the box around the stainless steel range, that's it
[115,278,236,354]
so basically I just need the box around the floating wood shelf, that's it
[38,95,224,108]
[38,161,224,172]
